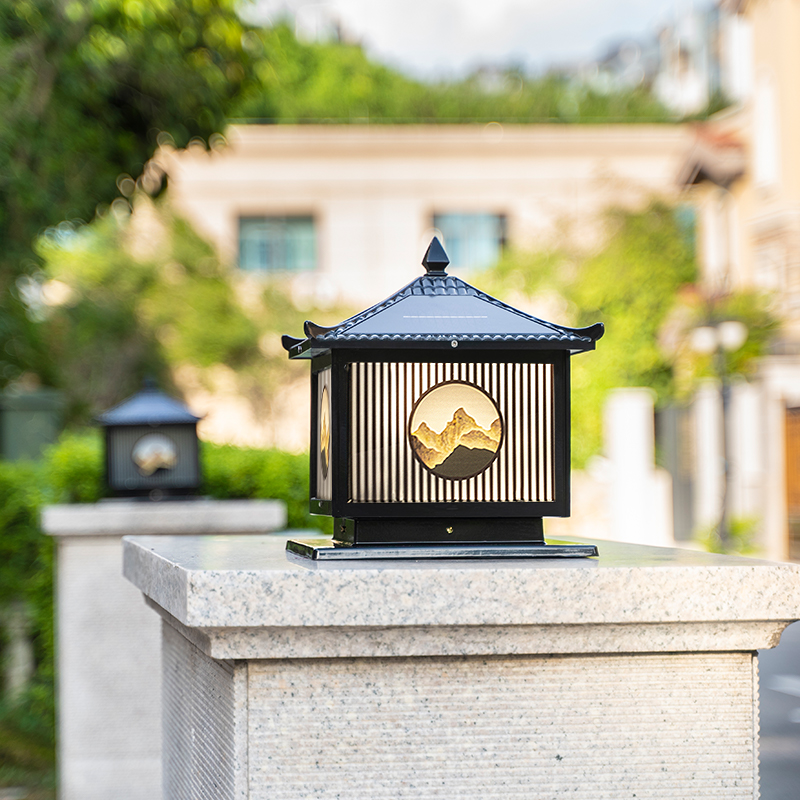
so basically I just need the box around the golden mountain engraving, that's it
[409,407,501,471]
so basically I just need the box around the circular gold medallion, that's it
[408,381,502,480]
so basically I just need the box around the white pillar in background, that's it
[604,388,674,547]
[693,380,723,532]
[728,381,764,521]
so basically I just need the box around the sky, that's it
[248,0,705,79]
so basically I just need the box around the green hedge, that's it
[0,461,55,794]
[201,443,329,532]
[43,431,331,533]
[0,430,327,794]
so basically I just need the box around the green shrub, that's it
[43,431,104,504]
[201,442,330,533]
[0,462,55,794]
[696,516,759,555]
[0,462,44,607]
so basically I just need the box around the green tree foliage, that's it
[36,196,259,420]
[662,286,779,398]
[481,202,699,467]
[0,4,675,397]
[0,0,260,387]
[34,190,362,431]
[234,23,672,124]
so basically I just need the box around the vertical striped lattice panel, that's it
[162,623,236,800]
[349,361,554,503]
[316,366,333,501]
[247,652,758,799]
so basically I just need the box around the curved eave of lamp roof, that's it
[282,252,604,359]
[95,387,202,427]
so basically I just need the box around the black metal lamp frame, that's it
[285,348,598,559]
[284,236,601,560]
[96,379,203,500]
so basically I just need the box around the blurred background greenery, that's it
[0,0,685,425]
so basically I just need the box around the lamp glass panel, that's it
[316,367,333,500]
[349,361,554,504]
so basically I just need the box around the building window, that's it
[238,216,316,273]
[433,213,507,270]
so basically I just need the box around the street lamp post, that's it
[690,320,748,546]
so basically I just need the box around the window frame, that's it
[237,214,318,274]
[431,211,508,270]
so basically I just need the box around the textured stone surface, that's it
[163,622,246,800]
[161,623,762,800]
[56,535,163,800]
[43,498,287,537]
[245,652,759,799]
[123,534,800,635]
[152,608,790,660]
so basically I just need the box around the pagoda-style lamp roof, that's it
[96,379,202,427]
[282,238,604,359]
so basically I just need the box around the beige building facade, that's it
[158,123,691,307]
[686,0,800,330]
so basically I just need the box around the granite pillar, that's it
[123,534,800,799]
[43,500,286,800]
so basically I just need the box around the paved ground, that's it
[759,620,800,800]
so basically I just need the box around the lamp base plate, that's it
[286,538,598,561]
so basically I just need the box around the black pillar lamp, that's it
[96,378,203,499]
[282,238,604,559]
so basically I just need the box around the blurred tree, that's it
[35,191,361,429]
[660,286,779,398]
[482,203,779,468]
[234,23,672,124]
[480,202,699,467]
[0,0,260,388]
[0,4,675,398]
[37,195,259,421]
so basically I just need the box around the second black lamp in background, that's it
[96,379,202,499]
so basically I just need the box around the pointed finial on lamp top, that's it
[422,237,449,273]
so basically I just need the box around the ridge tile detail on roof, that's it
[283,238,604,355]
